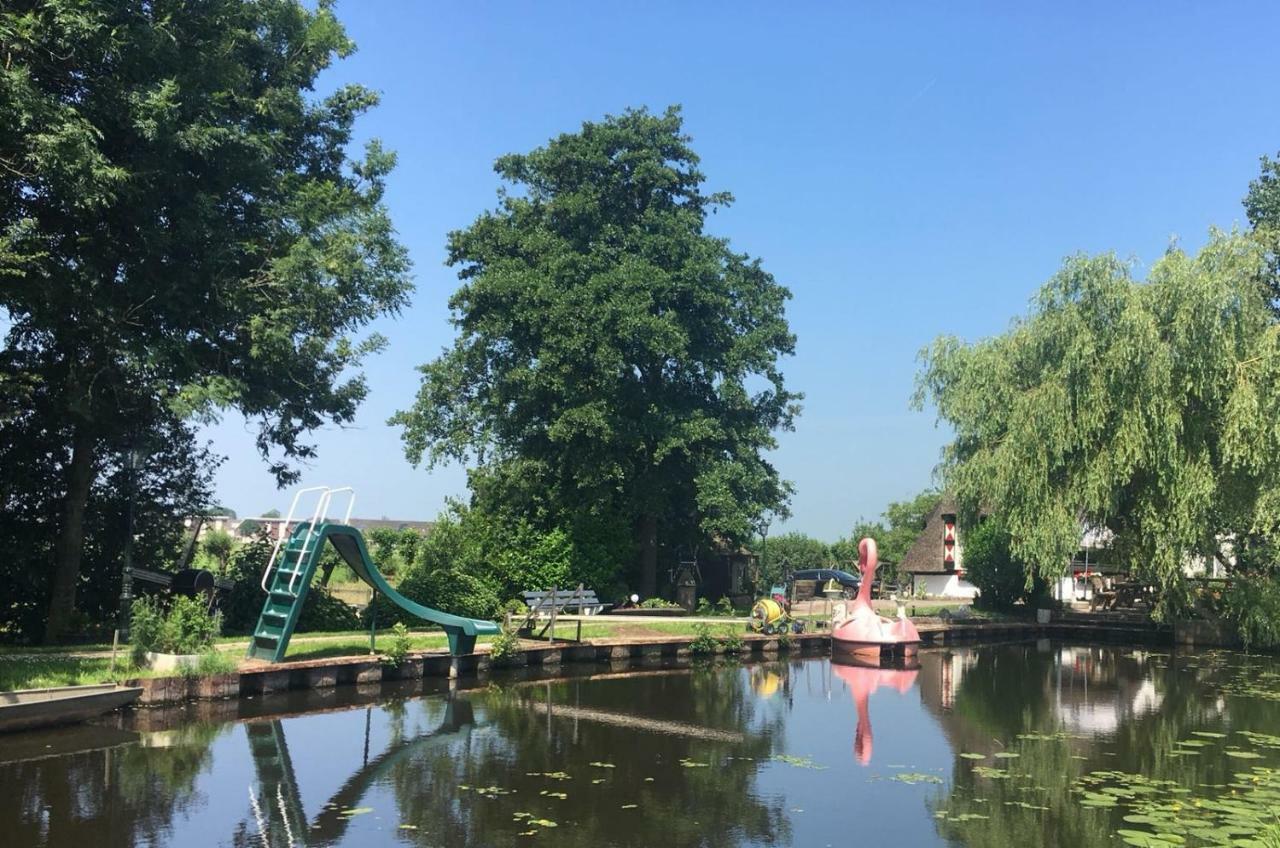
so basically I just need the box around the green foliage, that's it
[218,535,358,635]
[366,500,627,629]
[845,489,943,581]
[201,529,235,576]
[761,532,831,584]
[962,519,1042,611]
[393,106,800,596]
[0,408,216,643]
[1,0,410,640]
[1221,567,1280,652]
[695,596,738,617]
[129,596,219,659]
[181,650,236,679]
[689,623,719,655]
[916,233,1277,617]
[717,627,745,653]
[488,623,523,666]
[1245,152,1280,307]
[128,597,166,664]
[381,622,412,668]
[639,597,681,609]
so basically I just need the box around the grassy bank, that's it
[0,619,731,690]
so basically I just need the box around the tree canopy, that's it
[915,232,1279,615]
[394,106,800,596]
[1245,151,1280,306]
[1,0,410,640]
[849,489,942,578]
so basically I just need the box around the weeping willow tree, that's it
[915,232,1280,620]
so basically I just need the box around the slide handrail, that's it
[262,486,328,593]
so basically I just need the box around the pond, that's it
[2,642,1279,847]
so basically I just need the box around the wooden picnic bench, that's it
[512,585,609,642]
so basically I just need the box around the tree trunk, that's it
[638,512,658,599]
[45,421,96,643]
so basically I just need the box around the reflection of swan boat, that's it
[831,538,920,664]
[832,656,919,765]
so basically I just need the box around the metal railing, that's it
[260,486,358,595]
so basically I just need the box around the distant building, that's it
[183,515,435,542]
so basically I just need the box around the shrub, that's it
[219,535,359,634]
[639,597,680,609]
[962,519,1047,611]
[1221,571,1280,652]
[381,622,412,668]
[488,624,523,666]
[130,595,220,660]
[689,622,718,655]
[718,626,745,653]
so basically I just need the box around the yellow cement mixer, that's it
[748,597,790,635]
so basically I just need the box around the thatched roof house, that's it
[898,496,980,599]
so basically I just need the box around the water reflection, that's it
[1,646,1278,848]
[830,659,919,765]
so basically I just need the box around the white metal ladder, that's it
[260,486,358,596]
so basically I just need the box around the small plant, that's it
[775,630,792,650]
[130,595,220,663]
[196,650,237,676]
[718,627,744,654]
[381,622,413,668]
[639,597,680,609]
[715,597,735,616]
[689,622,718,655]
[489,623,523,666]
[179,650,237,679]
[129,597,166,664]
[695,597,714,616]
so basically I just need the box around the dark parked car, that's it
[788,569,860,597]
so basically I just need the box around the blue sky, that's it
[205,2,1280,539]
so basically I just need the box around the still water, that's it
[3,642,1280,847]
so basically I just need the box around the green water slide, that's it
[247,521,498,662]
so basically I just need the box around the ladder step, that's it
[262,611,287,624]
[253,634,279,646]
[270,590,297,601]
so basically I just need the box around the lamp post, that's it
[118,441,149,641]
[755,516,771,592]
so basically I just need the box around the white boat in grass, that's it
[0,683,143,734]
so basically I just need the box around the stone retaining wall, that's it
[127,619,1171,708]
[129,632,831,707]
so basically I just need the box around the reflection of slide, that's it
[247,698,475,847]
[248,522,498,662]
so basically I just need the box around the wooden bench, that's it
[513,585,609,642]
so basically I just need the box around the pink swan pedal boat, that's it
[830,538,921,663]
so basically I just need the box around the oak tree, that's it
[395,107,799,597]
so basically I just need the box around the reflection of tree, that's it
[923,645,1280,848]
[2,721,227,847]
[381,664,794,847]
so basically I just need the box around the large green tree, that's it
[395,107,799,597]
[1245,152,1280,306]
[0,0,410,640]
[915,232,1278,616]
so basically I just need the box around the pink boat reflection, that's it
[832,658,919,764]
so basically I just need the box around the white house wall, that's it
[917,573,980,599]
